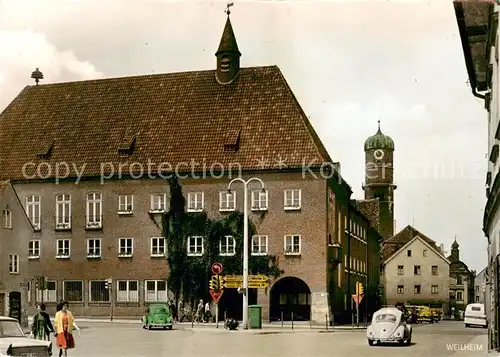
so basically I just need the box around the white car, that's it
[464,303,488,328]
[367,307,412,346]
[0,316,52,356]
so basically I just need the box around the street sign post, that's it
[209,265,224,328]
[353,281,364,327]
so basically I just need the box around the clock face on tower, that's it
[373,149,384,160]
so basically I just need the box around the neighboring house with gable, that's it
[381,225,451,311]
[475,267,487,304]
[448,239,475,316]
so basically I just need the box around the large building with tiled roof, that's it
[0,12,383,323]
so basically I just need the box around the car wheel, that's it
[168,326,173,330]
[465,324,469,328]
[368,340,374,346]
[399,339,405,345]
[148,324,152,330]
[163,326,167,330]
[406,336,412,346]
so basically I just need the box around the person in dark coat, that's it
[31,303,54,340]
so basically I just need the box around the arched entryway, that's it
[270,277,311,321]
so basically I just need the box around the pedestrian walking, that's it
[54,301,79,357]
[204,301,211,323]
[31,303,54,340]
[196,299,204,323]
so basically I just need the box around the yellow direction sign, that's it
[248,275,270,283]
[248,282,269,289]
[221,275,270,289]
[223,275,242,288]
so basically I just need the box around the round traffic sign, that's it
[211,263,223,275]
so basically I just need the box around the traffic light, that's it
[105,278,112,290]
[43,277,49,290]
[209,276,218,290]
[356,282,364,295]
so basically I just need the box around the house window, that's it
[219,235,236,256]
[28,240,40,259]
[187,192,204,212]
[397,285,404,294]
[56,239,70,258]
[89,281,110,302]
[117,280,139,302]
[219,191,236,211]
[187,236,204,256]
[457,276,463,285]
[457,291,463,300]
[431,265,438,275]
[118,195,133,214]
[2,209,11,228]
[86,192,102,228]
[63,281,83,302]
[251,190,268,211]
[150,237,166,257]
[284,189,301,210]
[9,254,19,274]
[407,250,411,257]
[118,238,133,257]
[414,265,421,275]
[450,292,456,299]
[145,280,167,302]
[414,285,421,294]
[251,235,268,255]
[284,235,301,255]
[87,239,101,258]
[431,285,438,294]
[397,265,404,275]
[36,281,56,302]
[26,195,41,230]
[423,249,427,257]
[55,194,71,229]
[150,193,166,212]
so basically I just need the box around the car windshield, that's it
[375,314,397,322]
[151,307,169,314]
[0,321,25,337]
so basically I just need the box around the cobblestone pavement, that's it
[47,320,486,357]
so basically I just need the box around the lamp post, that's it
[227,177,265,330]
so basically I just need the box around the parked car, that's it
[367,307,412,346]
[0,316,52,356]
[464,303,487,328]
[142,303,174,330]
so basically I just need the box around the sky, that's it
[0,0,488,271]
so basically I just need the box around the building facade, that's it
[381,226,450,310]
[448,239,476,317]
[0,14,384,323]
[453,0,499,350]
[475,267,487,303]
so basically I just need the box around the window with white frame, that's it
[187,192,204,212]
[145,280,168,302]
[56,239,70,258]
[2,209,11,228]
[150,193,166,212]
[86,192,102,228]
[251,235,268,255]
[187,236,204,256]
[119,238,133,257]
[36,281,56,302]
[150,237,166,257]
[219,191,236,211]
[117,280,139,302]
[63,281,84,302]
[456,291,463,300]
[118,195,133,214]
[219,235,236,256]
[28,240,40,259]
[9,254,19,274]
[284,189,301,210]
[55,194,71,229]
[284,235,301,255]
[26,195,41,230]
[89,281,110,302]
[87,239,101,258]
[251,190,268,211]
[431,285,438,294]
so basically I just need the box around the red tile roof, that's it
[0,66,332,180]
[353,199,380,232]
[382,225,440,261]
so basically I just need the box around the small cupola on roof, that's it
[364,120,395,151]
[215,3,241,84]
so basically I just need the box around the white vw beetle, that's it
[366,307,412,346]
[0,316,52,356]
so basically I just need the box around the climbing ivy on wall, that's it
[163,176,281,308]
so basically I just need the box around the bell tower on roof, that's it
[215,3,241,84]
[363,120,397,241]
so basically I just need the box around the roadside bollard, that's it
[281,311,284,328]
[326,314,328,330]
[291,312,294,330]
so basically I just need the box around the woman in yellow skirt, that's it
[54,301,76,357]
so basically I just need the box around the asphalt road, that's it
[46,320,487,357]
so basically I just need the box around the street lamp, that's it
[227,177,265,329]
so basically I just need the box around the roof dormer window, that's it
[221,56,230,72]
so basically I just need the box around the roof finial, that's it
[377,120,381,131]
[31,68,43,86]
[225,2,234,16]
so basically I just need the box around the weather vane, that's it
[225,2,234,15]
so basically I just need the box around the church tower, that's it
[363,121,396,241]
[215,6,241,84]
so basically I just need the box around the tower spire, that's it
[215,3,241,84]
[377,120,381,133]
